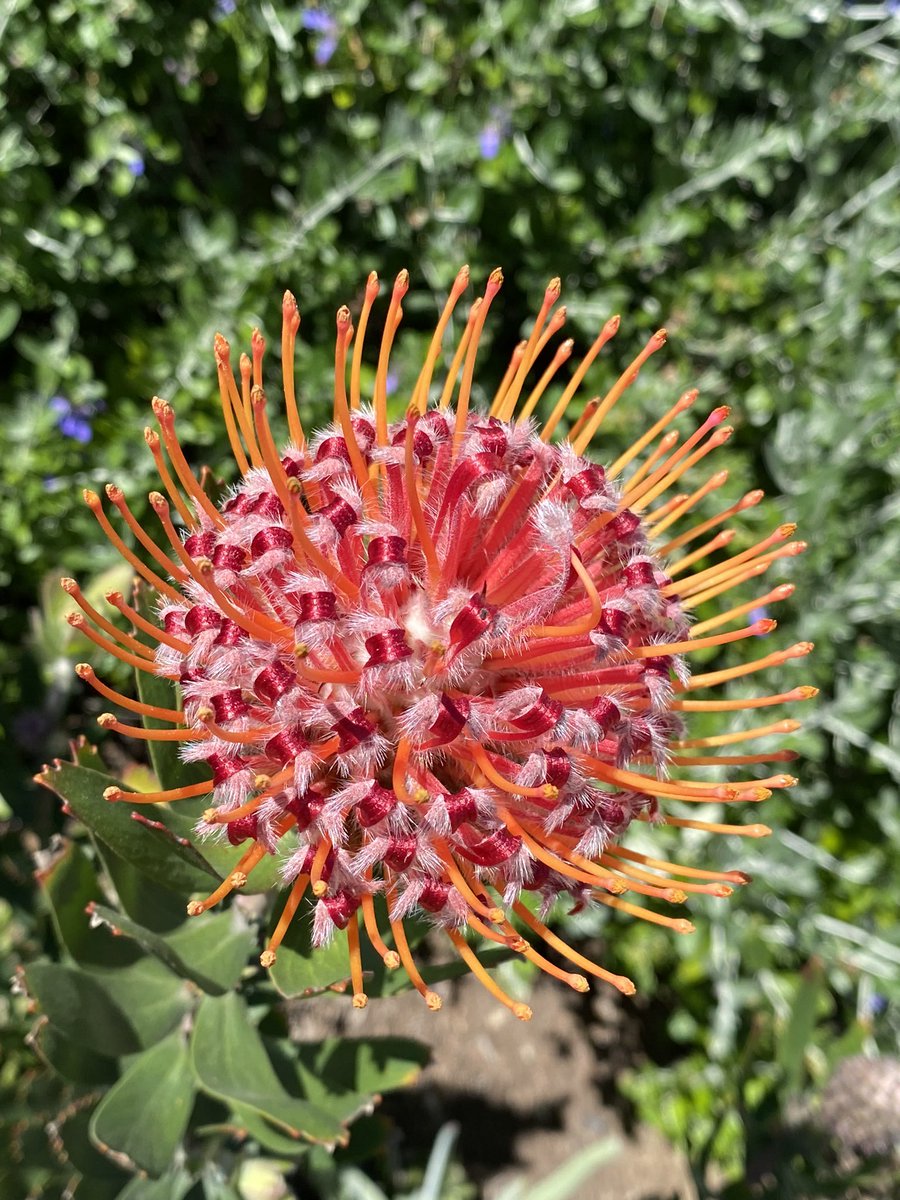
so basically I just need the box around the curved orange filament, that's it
[516,336,574,424]
[447,928,531,1020]
[104,591,190,653]
[374,270,409,446]
[346,913,367,1007]
[643,492,691,528]
[83,489,182,604]
[572,328,668,455]
[104,485,189,583]
[404,410,442,589]
[280,290,305,448]
[333,307,381,520]
[454,270,504,453]
[607,845,749,885]
[104,779,212,805]
[686,642,814,691]
[143,428,196,528]
[690,583,795,638]
[387,906,441,1010]
[626,406,729,509]
[360,891,400,970]
[462,744,558,800]
[260,874,309,967]
[663,816,772,838]
[596,892,695,933]
[529,552,603,639]
[152,399,224,526]
[62,580,155,660]
[657,485,762,550]
[434,846,504,922]
[608,389,697,479]
[350,271,379,412]
[308,836,333,897]
[491,340,527,416]
[98,714,207,741]
[498,809,619,892]
[75,664,184,723]
[629,424,733,515]
[572,754,735,801]
[439,298,479,411]
[666,529,736,578]
[677,542,807,606]
[69,616,174,676]
[496,276,560,422]
[622,430,680,495]
[511,900,635,994]
[664,524,797,599]
[599,855,732,897]
[563,396,600,445]
[629,618,775,659]
[541,314,621,443]
[188,833,281,916]
[674,686,818,713]
[214,338,251,474]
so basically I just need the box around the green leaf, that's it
[53,1107,131,1193]
[776,959,826,1098]
[28,1018,119,1086]
[517,1137,622,1200]
[89,902,253,994]
[39,838,134,966]
[24,959,191,1057]
[38,761,220,894]
[163,807,288,895]
[190,993,346,1145]
[98,842,197,933]
[90,1033,194,1177]
[114,1168,194,1200]
[225,1104,313,1158]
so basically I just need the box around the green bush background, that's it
[2,0,898,1194]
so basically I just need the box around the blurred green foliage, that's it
[1,0,899,1196]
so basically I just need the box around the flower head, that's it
[70,267,813,1019]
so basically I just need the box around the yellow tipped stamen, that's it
[333,306,382,519]
[529,552,603,639]
[674,685,817,713]
[151,398,224,526]
[346,914,368,1008]
[690,583,795,637]
[621,429,680,498]
[143,427,196,529]
[657,485,763,549]
[349,271,379,412]
[572,328,668,455]
[219,335,264,468]
[437,850,505,923]
[599,853,734,897]
[61,578,155,660]
[573,753,736,801]
[103,779,211,805]
[677,542,807,608]
[625,407,730,511]
[671,750,797,767]
[664,816,772,838]
[453,269,504,452]
[360,890,400,970]
[512,900,635,994]
[564,396,600,445]
[446,929,531,1020]
[374,270,409,447]
[104,485,190,583]
[607,845,750,885]
[387,906,441,1009]
[281,290,305,448]
[673,718,801,750]
[214,335,252,474]
[97,712,206,741]
[491,340,528,416]
[412,265,470,414]
[392,738,426,805]
[76,663,184,723]
[83,488,183,604]
[541,314,621,443]
[664,524,799,599]
[685,642,814,690]
[628,424,733,515]
[497,276,560,422]
[643,492,691,528]
[69,615,175,676]
[309,836,333,897]
[629,618,776,658]
[250,327,265,391]
[104,591,190,653]
[517,338,575,424]
[679,561,769,610]
[404,410,442,589]
[464,744,559,800]
[666,528,736,578]
[608,389,698,479]
[517,939,590,992]
[439,298,479,411]
[261,874,310,967]
[596,893,695,933]
[498,809,621,892]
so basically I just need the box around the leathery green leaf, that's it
[90,1033,194,1178]
[190,993,346,1146]
[38,838,134,967]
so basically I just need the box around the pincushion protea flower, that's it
[66,267,814,1020]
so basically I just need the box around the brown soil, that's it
[289,974,697,1200]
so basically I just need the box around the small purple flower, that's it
[313,33,338,66]
[127,155,145,177]
[301,8,336,33]
[215,0,237,15]
[868,993,888,1016]
[478,108,511,161]
[750,606,769,633]
[50,394,97,444]
[385,370,399,398]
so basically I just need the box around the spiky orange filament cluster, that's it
[66,269,811,1018]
